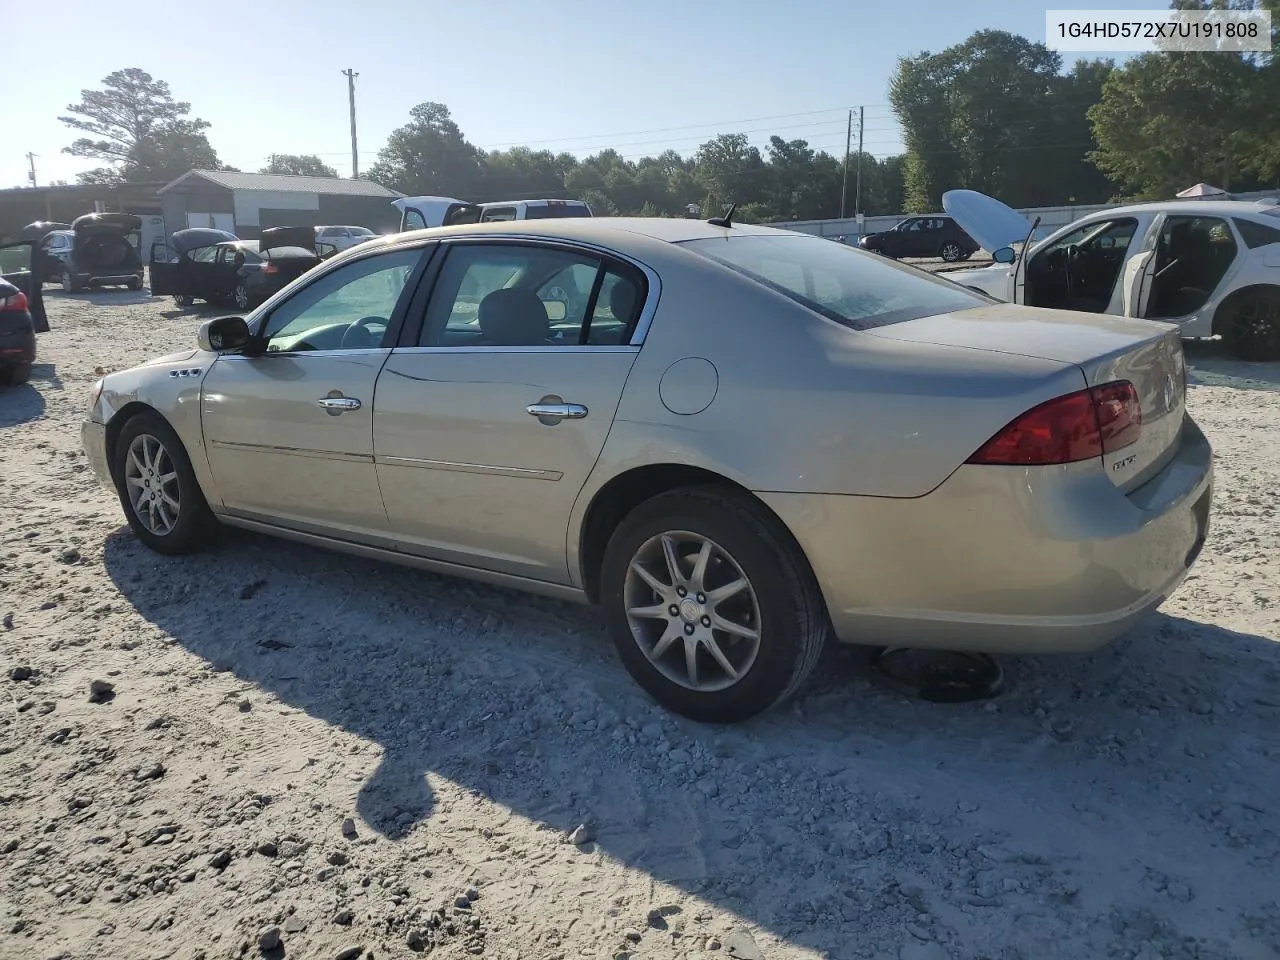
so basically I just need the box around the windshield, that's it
[348,227,375,236]
[680,234,987,329]
[523,204,592,220]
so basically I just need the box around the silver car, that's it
[81,218,1213,722]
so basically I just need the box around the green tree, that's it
[60,68,223,183]
[364,102,486,197]
[260,154,339,178]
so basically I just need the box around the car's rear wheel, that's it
[112,412,217,555]
[174,294,195,308]
[233,282,251,311]
[127,278,142,291]
[940,241,963,262]
[600,486,827,723]
[1221,288,1280,361]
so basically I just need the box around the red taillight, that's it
[0,290,29,312]
[263,262,279,274]
[967,380,1142,466]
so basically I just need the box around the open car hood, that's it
[260,226,316,253]
[21,221,72,241]
[942,189,1035,254]
[73,212,142,235]
[169,228,238,255]
[392,196,482,228]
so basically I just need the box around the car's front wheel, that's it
[173,294,195,308]
[600,486,827,723]
[112,412,217,555]
[1221,288,1280,361]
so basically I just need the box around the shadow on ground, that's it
[0,364,58,425]
[1185,339,1280,393]
[100,522,1280,957]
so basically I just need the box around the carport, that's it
[158,170,403,240]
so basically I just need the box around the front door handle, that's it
[526,401,588,423]
[317,396,362,413]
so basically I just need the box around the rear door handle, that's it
[526,402,588,422]
[317,396,362,412]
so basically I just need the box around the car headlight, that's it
[89,378,104,414]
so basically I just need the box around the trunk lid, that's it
[867,303,1188,491]
[260,226,316,253]
[72,212,142,236]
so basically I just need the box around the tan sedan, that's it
[81,217,1212,722]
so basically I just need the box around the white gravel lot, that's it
[1,288,1278,960]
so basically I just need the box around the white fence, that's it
[770,189,1280,244]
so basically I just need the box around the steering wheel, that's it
[341,315,388,349]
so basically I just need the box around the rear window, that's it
[680,234,988,329]
[262,246,317,259]
[523,204,592,220]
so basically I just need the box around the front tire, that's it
[112,412,217,555]
[1221,288,1280,361]
[173,294,195,308]
[600,486,827,723]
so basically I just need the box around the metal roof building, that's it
[158,170,404,239]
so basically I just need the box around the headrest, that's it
[609,279,639,323]
[477,288,550,345]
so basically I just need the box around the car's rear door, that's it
[374,238,648,584]
[0,241,48,332]
[199,244,431,538]
[149,242,179,295]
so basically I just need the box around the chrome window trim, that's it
[430,234,662,346]
[215,347,391,362]
[390,345,638,356]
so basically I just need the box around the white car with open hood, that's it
[943,189,1280,361]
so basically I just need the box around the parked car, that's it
[80,217,1211,723]
[0,240,48,385]
[150,227,325,310]
[45,213,145,292]
[944,189,1280,361]
[392,196,593,232]
[315,225,377,252]
[858,215,979,262]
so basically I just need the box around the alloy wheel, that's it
[623,531,762,692]
[234,284,249,310]
[941,242,962,262]
[123,434,181,536]
[61,270,72,293]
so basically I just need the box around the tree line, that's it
[54,1,1280,221]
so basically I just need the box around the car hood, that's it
[141,348,201,368]
[73,212,142,235]
[260,226,316,253]
[170,228,239,254]
[942,189,1035,254]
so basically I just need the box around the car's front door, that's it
[212,246,244,302]
[200,244,430,539]
[0,241,48,332]
[374,239,648,583]
[186,245,220,300]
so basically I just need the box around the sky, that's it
[2,0,1153,189]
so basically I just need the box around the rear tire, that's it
[940,241,963,262]
[1221,288,1280,361]
[233,282,251,311]
[127,278,142,291]
[112,412,218,555]
[599,485,827,723]
[7,362,32,386]
[61,269,80,294]
[174,294,195,308]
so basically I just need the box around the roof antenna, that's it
[708,203,737,228]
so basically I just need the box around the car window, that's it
[0,245,31,275]
[349,227,375,237]
[403,209,427,230]
[680,233,986,330]
[1233,217,1280,248]
[421,243,639,347]
[1038,218,1138,260]
[585,269,645,345]
[217,247,240,265]
[259,247,422,353]
[190,246,219,263]
[480,207,518,223]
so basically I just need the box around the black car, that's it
[45,213,146,292]
[0,240,49,386]
[858,215,979,262]
[149,226,324,310]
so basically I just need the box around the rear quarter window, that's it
[680,233,988,329]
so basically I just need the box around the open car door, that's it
[149,242,179,296]
[0,241,48,333]
[1121,249,1158,318]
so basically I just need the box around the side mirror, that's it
[198,315,252,353]
[992,246,1016,264]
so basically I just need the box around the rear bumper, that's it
[760,415,1213,654]
[79,272,142,286]
[81,420,114,491]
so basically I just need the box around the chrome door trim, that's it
[207,438,373,464]
[216,347,390,361]
[378,455,563,481]
[389,345,639,356]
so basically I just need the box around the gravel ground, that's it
[1,288,1278,960]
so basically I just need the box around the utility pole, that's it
[839,110,852,219]
[854,105,865,238]
[342,68,360,178]
[26,152,37,188]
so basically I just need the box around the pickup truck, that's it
[392,196,593,232]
